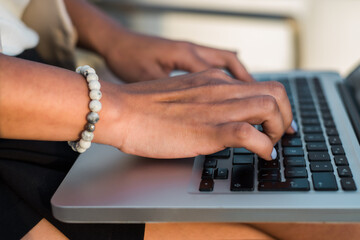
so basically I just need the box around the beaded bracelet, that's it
[68,65,102,153]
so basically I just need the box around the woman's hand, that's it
[104,33,254,83]
[98,69,295,160]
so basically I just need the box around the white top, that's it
[0,0,39,56]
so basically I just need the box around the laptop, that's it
[51,65,360,223]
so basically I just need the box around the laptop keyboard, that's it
[199,77,357,192]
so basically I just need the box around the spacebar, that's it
[258,179,310,191]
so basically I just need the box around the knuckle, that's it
[205,68,227,79]
[267,81,287,99]
[233,122,252,140]
[258,95,279,114]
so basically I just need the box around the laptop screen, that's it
[345,63,360,113]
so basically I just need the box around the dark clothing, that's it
[0,50,145,239]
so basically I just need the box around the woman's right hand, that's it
[98,69,295,160]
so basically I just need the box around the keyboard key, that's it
[258,159,280,169]
[258,179,310,191]
[282,137,302,147]
[331,146,345,155]
[231,165,254,191]
[312,172,338,191]
[202,168,214,179]
[326,128,339,136]
[334,155,349,166]
[233,155,254,165]
[322,112,333,120]
[308,152,330,161]
[208,148,230,158]
[310,162,334,172]
[303,126,323,133]
[204,159,217,168]
[284,156,306,167]
[328,136,342,145]
[337,166,353,178]
[234,148,252,154]
[302,118,320,125]
[324,120,336,128]
[300,104,316,111]
[301,111,318,118]
[306,142,328,151]
[215,168,228,179]
[341,178,357,191]
[283,147,304,156]
[285,167,308,178]
[258,169,281,182]
[199,179,214,192]
[304,134,325,142]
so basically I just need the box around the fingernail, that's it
[291,120,298,132]
[271,148,277,160]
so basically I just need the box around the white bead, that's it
[88,80,101,90]
[86,73,99,82]
[81,130,94,141]
[79,139,91,149]
[76,66,83,73]
[84,68,95,76]
[89,90,102,100]
[80,65,90,74]
[75,142,87,153]
[89,100,102,112]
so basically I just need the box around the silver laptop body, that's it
[51,69,360,223]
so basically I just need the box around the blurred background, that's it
[83,0,360,79]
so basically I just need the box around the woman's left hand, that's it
[104,32,255,83]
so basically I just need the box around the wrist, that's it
[92,81,127,149]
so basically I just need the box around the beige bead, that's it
[89,90,102,100]
[79,139,91,149]
[75,142,87,153]
[84,67,95,76]
[88,80,101,90]
[81,130,94,141]
[89,100,102,112]
[86,73,99,82]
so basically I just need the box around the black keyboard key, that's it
[331,146,345,155]
[285,167,308,178]
[328,136,342,145]
[215,168,228,179]
[258,179,310,191]
[341,178,357,191]
[282,137,302,147]
[337,166,353,178]
[303,126,323,133]
[283,147,304,156]
[300,105,316,111]
[334,155,349,166]
[202,168,214,179]
[306,142,328,151]
[284,156,306,167]
[301,111,318,118]
[304,134,325,142]
[326,128,338,136]
[208,148,230,158]
[302,118,320,125]
[308,152,330,161]
[233,155,254,165]
[231,165,254,191]
[322,112,333,120]
[258,159,280,169]
[234,148,252,154]
[324,120,336,128]
[312,172,338,191]
[258,170,281,182]
[204,159,217,168]
[310,162,333,172]
[199,179,214,192]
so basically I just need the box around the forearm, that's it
[63,0,129,58]
[0,54,121,145]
